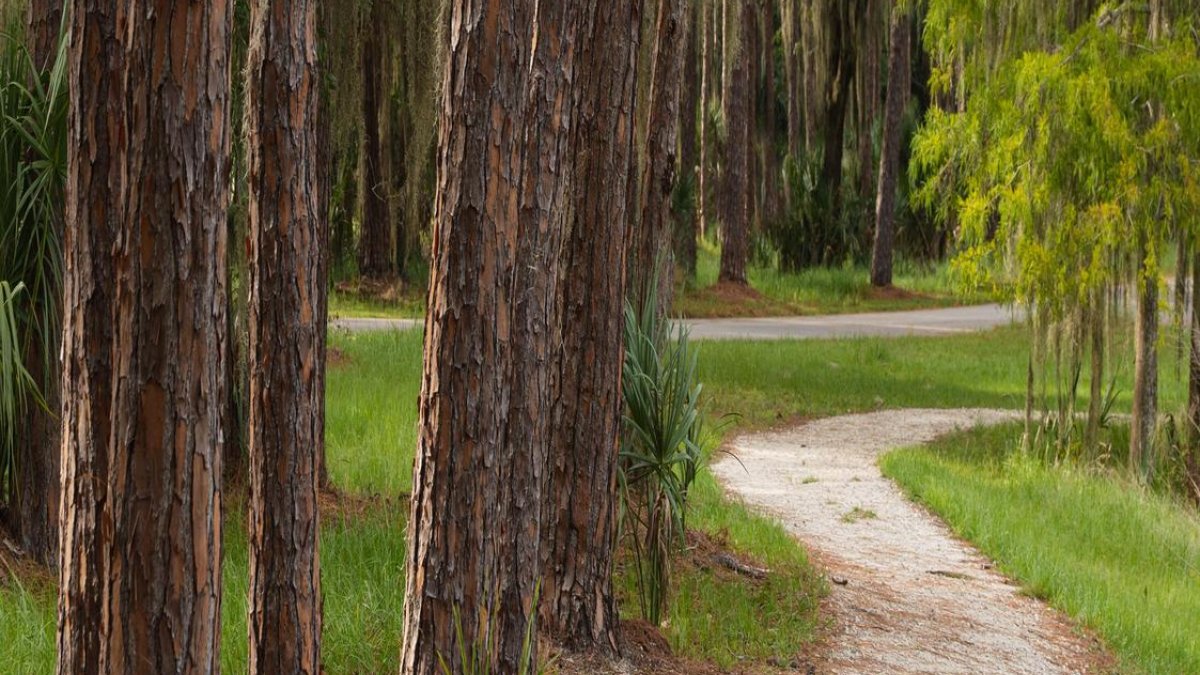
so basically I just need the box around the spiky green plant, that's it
[619,283,708,625]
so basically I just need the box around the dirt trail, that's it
[712,409,1112,674]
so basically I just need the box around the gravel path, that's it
[712,409,1112,674]
[331,304,1017,340]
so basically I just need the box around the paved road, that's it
[331,303,1018,340]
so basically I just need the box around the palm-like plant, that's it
[619,287,707,625]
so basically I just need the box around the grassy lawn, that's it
[882,425,1200,674]
[328,288,425,319]
[5,323,1197,671]
[674,241,986,318]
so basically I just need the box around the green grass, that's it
[881,424,1200,674]
[328,288,425,320]
[675,241,986,318]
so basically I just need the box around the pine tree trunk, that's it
[25,0,62,72]
[820,0,859,211]
[357,0,393,281]
[783,0,802,161]
[1132,237,1159,479]
[400,2,578,672]
[70,3,233,672]
[802,0,819,151]
[719,0,751,286]
[245,0,324,671]
[856,0,881,199]
[870,3,910,288]
[759,0,780,224]
[677,0,699,278]
[698,0,711,240]
[57,3,120,671]
[635,0,690,313]
[540,2,641,654]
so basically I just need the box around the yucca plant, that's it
[0,21,67,514]
[619,283,707,625]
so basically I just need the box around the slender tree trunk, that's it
[870,2,910,288]
[719,0,751,285]
[357,0,393,280]
[802,0,819,151]
[856,0,881,199]
[1086,293,1105,452]
[57,2,120,671]
[760,0,780,224]
[541,1,641,654]
[65,1,234,667]
[1131,236,1158,479]
[677,0,700,278]
[698,0,711,240]
[401,2,577,672]
[783,0,802,161]
[820,0,859,211]
[245,0,324,671]
[635,0,690,313]
[25,0,62,72]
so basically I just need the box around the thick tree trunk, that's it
[820,0,859,210]
[245,0,325,672]
[677,0,699,278]
[719,0,751,286]
[1131,239,1158,479]
[57,3,120,671]
[870,3,910,288]
[100,3,232,672]
[25,0,62,72]
[541,1,640,654]
[400,2,577,672]
[357,1,393,281]
[634,0,689,313]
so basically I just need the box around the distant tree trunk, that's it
[856,0,881,198]
[677,0,699,278]
[782,0,803,161]
[400,1,576,672]
[759,0,780,224]
[745,0,760,233]
[1086,292,1105,451]
[635,0,689,313]
[60,2,235,667]
[57,2,120,671]
[698,0,711,240]
[25,0,62,71]
[719,0,751,286]
[1131,236,1158,479]
[245,0,324,671]
[802,0,819,151]
[1188,250,1200,446]
[820,0,859,210]
[541,1,640,654]
[357,0,393,280]
[870,3,910,288]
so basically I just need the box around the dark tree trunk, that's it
[25,0,62,72]
[719,0,751,286]
[357,0,393,280]
[802,0,819,151]
[820,0,860,210]
[677,0,700,278]
[1132,239,1158,478]
[856,0,881,198]
[698,0,711,240]
[400,2,577,672]
[760,0,780,224]
[56,2,120,671]
[634,0,689,313]
[100,3,232,672]
[541,1,641,654]
[782,0,803,161]
[245,0,325,671]
[870,3,911,288]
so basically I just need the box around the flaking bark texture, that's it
[101,2,233,671]
[357,0,393,280]
[245,0,325,672]
[401,2,579,672]
[25,0,62,71]
[57,2,120,671]
[633,0,690,314]
[719,0,751,286]
[540,0,640,655]
[870,3,911,288]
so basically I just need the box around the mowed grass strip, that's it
[881,424,1200,674]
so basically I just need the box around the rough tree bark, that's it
[719,0,751,286]
[100,2,232,671]
[25,0,62,71]
[400,2,578,672]
[869,2,911,288]
[540,1,641,654]
[677,0,700,278]
[820,0,861,210]
[245,0,325,671]
[357,0,393,280]
[634,0,690,313]
[56,2,119,671]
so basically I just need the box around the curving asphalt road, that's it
[331,303,1019,340]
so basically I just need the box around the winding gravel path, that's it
[712,409,1112,674]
